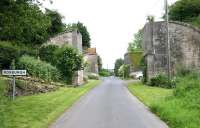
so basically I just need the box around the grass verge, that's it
[128,80,200,128]
[0,79,100,128]
[127,82,172,107]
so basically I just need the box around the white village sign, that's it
[2,70,27,100]
[2,70,26,76]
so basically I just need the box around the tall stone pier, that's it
[143,21,200,79]
[47,30,84,85]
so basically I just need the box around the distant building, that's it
[84,48,99,74]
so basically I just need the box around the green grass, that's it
[0,79,100,128]
[0,78,6,96]
[0,78,7,102]
[127,82,172,107]
[128,79,200,128]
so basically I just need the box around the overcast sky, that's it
[43,0,177,69]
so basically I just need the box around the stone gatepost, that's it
[72,70,84,86]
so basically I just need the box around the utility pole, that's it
[165,0,171,84]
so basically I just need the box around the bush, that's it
[99,69,111,77]
[54,46,83,84]
[0,42,38,70]
[176,65,193,77]
[191,16,200,27]
[17,55,61,82]
[39,45,59,65]
[118,64,130,78]
[149,73,175,88]
[87,73,99,80]
[174,71,200,96]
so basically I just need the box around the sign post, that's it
[2,70,27,100]
[12,76,16,100]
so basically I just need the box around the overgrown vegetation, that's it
[54,46,83,83]
[0,79,100,128]
[17,55,61,82]
[0,0,93,85]
[39,45,59,65]
[127,29,143,52]
[126,51,143,71]
[0,0,90,82]
[128,70,200,128]
[1,42,83,84]
[118,64,130,78]
[39,45,83,83]
[149,73,175,89]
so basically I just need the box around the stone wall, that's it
[84,48,99,74]
[84,55,99,74]
[143,21,200,79]
[124,52,143,73]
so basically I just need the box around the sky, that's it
[43,0,177,69]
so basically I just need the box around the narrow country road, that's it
[50,77,168,128]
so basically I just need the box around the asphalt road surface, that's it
[50,77,168,128]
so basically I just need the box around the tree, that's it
[76,22,91,48]
[168,0,200,27]
[0,43,20,69]
[118,64,130,78]
[114,58,124,76]
[46,9,65,36]
[66,22,91,48]
[39,45,59,65]
[127,29,143,52]
[0,0,51,45]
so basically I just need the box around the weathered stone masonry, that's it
[143,21,200,79]
[84,48,99,74]
[47,30,82,52]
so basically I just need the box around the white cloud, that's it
[43,0,177,69]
